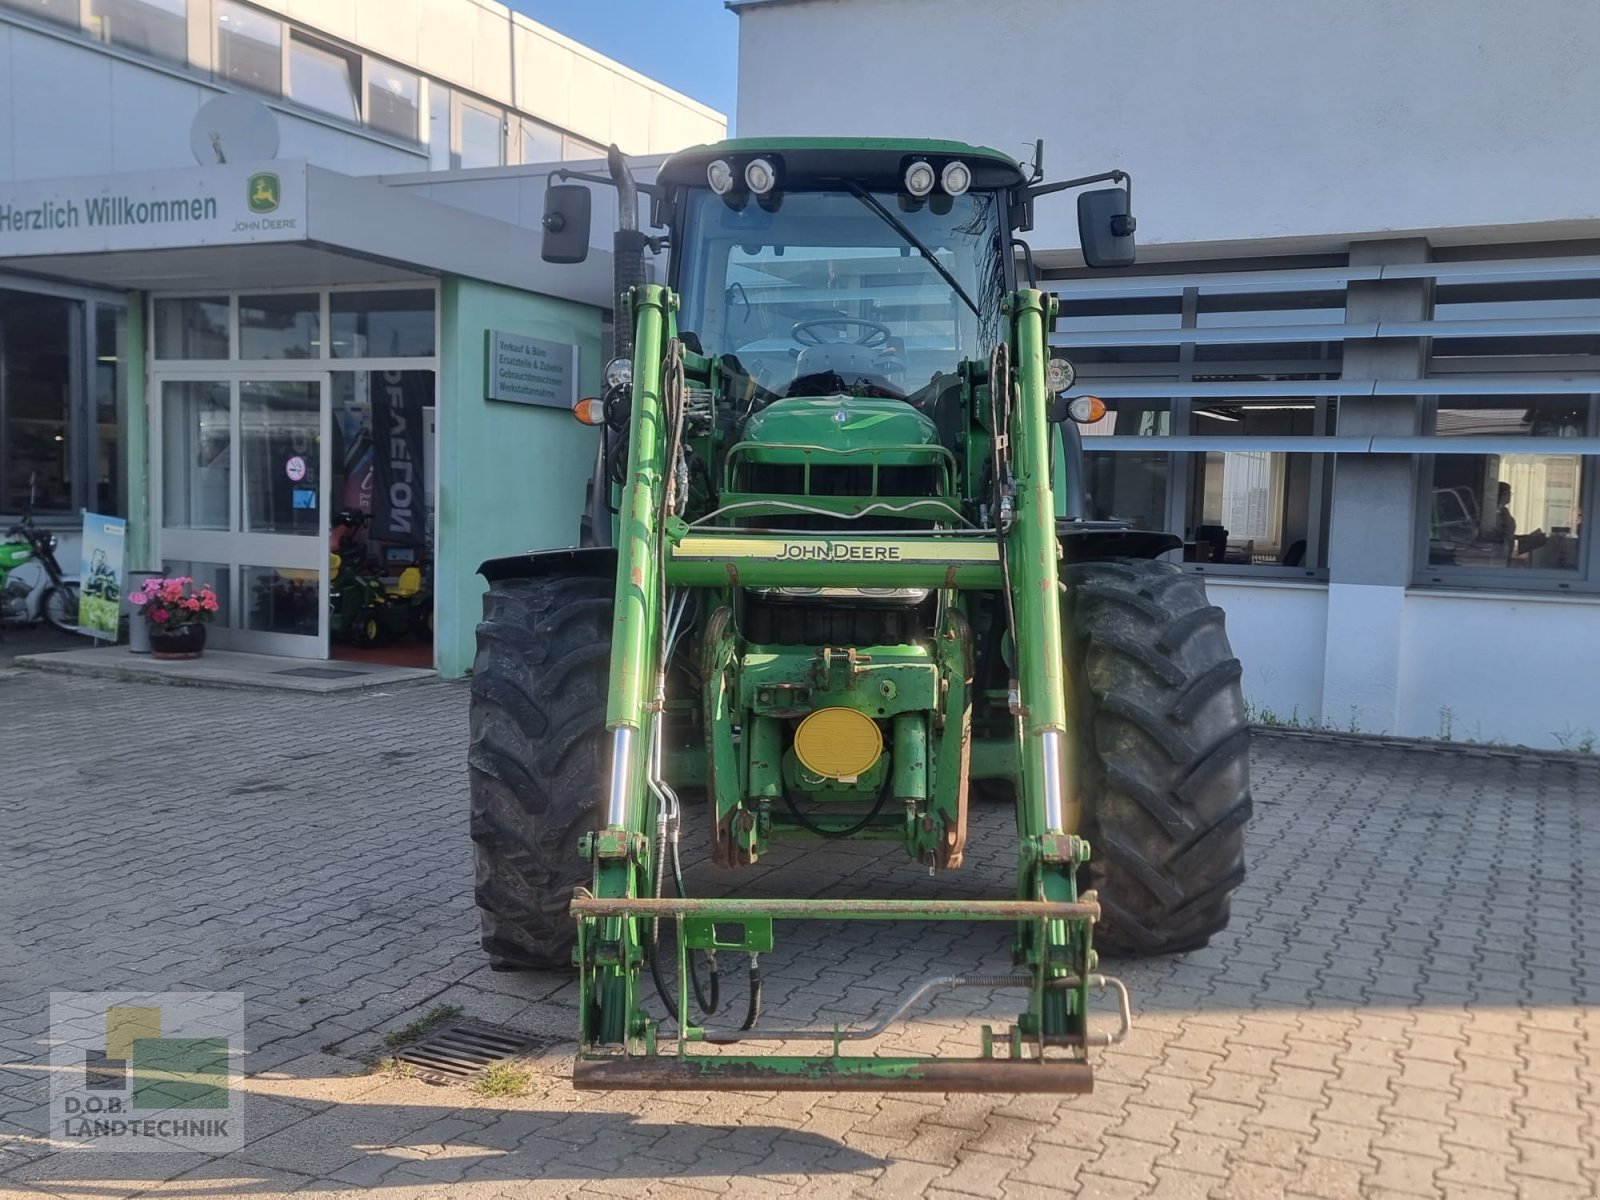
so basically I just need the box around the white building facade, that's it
[0,0,722,673]
[731,0,1600,749]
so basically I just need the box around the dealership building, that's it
[0,0,721,674]
[729,0,1600,750]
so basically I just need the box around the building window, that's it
[289,31,360,123]
[367,58,420,142]
[1421,395,1591,578]
[330,289,435,359]
[1079,397,1172,532]
[154,297,228,359]
[88,0,186,63]
[0,290,74,514]
[0,0,77,27]
[94,305,124,517]
[1057,273,1343,575]
[455,98,503,168]
[1187,400,1332,568]
[216,0,281,96]
[563,135,605,161]
[238,293,319,360]
[518,117,562,165]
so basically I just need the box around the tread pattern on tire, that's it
[1065,558,1252,956]
[469,575,612,969]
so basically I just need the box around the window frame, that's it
[1411,392,1599,593]
[213,0,283,97]
[0,273,129,522]
[451,93,505,169]
[365,54,421,143]
[85,0,188,65]
[286,27,363,125]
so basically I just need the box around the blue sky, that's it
[509,1,740,126]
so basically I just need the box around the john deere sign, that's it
[0,162,305,255]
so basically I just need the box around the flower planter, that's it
[148,622,207,660]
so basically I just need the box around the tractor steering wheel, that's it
[792,317,892,348]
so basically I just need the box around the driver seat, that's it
[794,342,906,393]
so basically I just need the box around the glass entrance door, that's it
[155,374,331,657]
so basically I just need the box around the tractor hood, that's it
[739,396,941,465]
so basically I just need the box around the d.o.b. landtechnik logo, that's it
[50,992,243,1151]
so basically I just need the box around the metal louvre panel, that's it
[1083,436,1600,455]
[1049,253,1600,299]
[1066,375,1600,398]
[1055,321,1373,348]
[1057,315,1600,350]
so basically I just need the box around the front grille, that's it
[736,462,947,532]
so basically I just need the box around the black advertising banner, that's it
[370,369,428,543]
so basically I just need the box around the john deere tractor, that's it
[469,139,1250,1091]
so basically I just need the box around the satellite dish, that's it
[190,94,280,165]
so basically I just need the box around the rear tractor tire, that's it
[469,574,612,970]
[1064,559,1251,956]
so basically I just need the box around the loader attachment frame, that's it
[571,283,1124,1092]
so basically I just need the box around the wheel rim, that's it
[45,587,79,629]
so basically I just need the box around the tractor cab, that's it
[662,146,1017,416]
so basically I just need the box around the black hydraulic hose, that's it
[670,829,719,1015]
[781,782,891,840]
[742,955,762,1031]
[645,924,719,1024]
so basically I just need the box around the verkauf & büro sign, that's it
[0,161,308,256]
[485,330,578,410]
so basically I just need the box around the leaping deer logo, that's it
[247,173,280,214]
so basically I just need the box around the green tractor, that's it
[469,139,1250,1091]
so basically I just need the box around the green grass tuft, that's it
[471,1061,531,1098]
[384,1003,463,1049]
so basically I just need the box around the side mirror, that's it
[1077,187,1137,269]
[541,185,592,264]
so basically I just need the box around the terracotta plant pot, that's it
[148,622,208,660]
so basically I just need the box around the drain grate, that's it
[273,666,369,679]
[392,1020,549,1083]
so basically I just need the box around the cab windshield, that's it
[674,187,1008,404]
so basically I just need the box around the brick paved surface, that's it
[0,670,1597,1199]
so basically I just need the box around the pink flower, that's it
[202,596,219,612]
[150,608,170,624]
[129,590,148,606]
[184,598,200,611]
[161,582,182,602]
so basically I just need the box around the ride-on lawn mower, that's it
[329,509,431,646]
[469,139,1250,1091]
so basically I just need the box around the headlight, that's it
[1045,355,1076,394]
[744,158,777,195]
[940,160,971,196]
[904,160,936,198]
[707,159,734,195]
[604,356,633,389]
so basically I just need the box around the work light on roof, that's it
[941,160,971,196]
[707,159,735,195]
[904,160,936,198]
[744,157,777,195]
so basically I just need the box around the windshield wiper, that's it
[844,182,980,317]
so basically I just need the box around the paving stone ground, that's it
[0,669,1597,1199]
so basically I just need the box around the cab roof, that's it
[656,137,1028,192]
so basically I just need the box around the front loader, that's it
[469,139,1251,1091]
